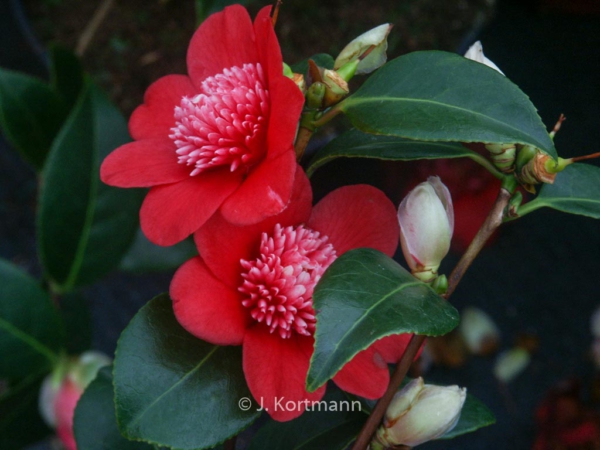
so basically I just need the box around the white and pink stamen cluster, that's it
[170,63,269,176]
[239,224,337,339]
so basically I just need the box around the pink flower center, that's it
[239,224,337,339]
[170,63,269,176]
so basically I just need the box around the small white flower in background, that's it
[372,377,467,448]
[464,40,504,75]
[397,176,454,282]
[334,23,393,75]
[493,347,530,383]
[460,307,501,356]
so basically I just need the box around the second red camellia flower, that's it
[170,168,415,421]
[100,5,304,246]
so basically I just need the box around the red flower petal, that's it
[194,166,312,288]
[219,150,297,226]
[54,380,80,450]
[140,169,243,246]
[100,139,189,187]
[372,334,416,364]
[129,75,196,141]
[171,257,249,345]
[332,347,389,399]
[243,327,326,421]
[187,5,258,87]
[308,185,399,256]
[253,7,305,158]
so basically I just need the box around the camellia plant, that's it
[1,2,600,450]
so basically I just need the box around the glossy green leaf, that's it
[60,292,93,354]
[291,53,335,75]
[518,163,600,218]
[307,248,459,392]
[0,372,51,449]
[248,390,366,450]
[306,128,496,177]
[38,79,143,291]
[49,45,85,110]
[440,391,495,439]
[0,68,68,169]
[114,294,260,449]
[74,366,153,450]
[119,230,197,274]
[339,51,556,158]
[0,258,63,378]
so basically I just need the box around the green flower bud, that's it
[485,143,516,173]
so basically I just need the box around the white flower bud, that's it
[334,24,393,75]
[38,351,111,428]
[397,176,454,282]
[463,41,504,75]
[493,347,530,383]
[375,377,467,447]
[459,307,500,356]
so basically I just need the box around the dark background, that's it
[1,0,599,448]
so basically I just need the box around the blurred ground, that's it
[22,0,493,115]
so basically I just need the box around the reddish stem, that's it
[271,0,283,26]
[569,151,600,163]
[351,188,512,450]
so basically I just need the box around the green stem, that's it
[509,198,543,219]
[352,188,512,450]
[310,105,343,128]
[468,153,505,180]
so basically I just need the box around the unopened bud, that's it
[431,275,448,295]
[463,41,504,75]
[398,177,454,282]
[374,377,467,448]
[39,351,111,450]
[485,143,516,173]
[334,24,393,76]
[292,73,306,93]
[459,307,500,356]
[507,191,523,218]
[517,152,557,187]
[282,62,294,79]
[494,347,530,383]
[322,69,350,107]
[306,81,326,110]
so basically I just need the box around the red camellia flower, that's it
[100,5,304,245]
[170,168,415,421]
